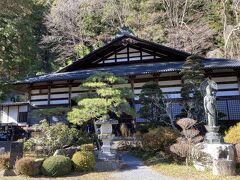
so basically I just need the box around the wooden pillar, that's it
[17,105,19,122]
[47,82,51,105]
[236,71,240,95]
[27,85,32,126]
[129,75,136,129]
[127,45,130,62]
[7,106,9,123]
[68,81,72,108]
[152,73,161,83]
[140,46,142,61]
[205,69,213,79]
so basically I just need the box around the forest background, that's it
[0,0,240,98]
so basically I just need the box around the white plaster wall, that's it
[1,107,8,123]
[8,106,18,123]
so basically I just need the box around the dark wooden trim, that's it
[114,49,117,63]
[17,105,19,122]
[7,106,9,123]
[236,71,240,95]
[140,46,142,61]
[31,97,69,102]
[31,104,69,108]
[48,84,51,105]
[69,83,72,108]
[127,45,130,62]
[30,99,48,102]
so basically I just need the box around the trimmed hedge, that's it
[41,155,72,177]
[81,144,94,152]
[15,157,39,176]
[72,151,96,172]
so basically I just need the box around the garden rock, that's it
[64,146,81,157]
[53,149,65,156]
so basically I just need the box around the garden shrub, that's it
[0,153,10,170]
[81,144,94,152]
[41,155,72,177]
[170,118,203,165]
[24,139,35,152]
[224,123,240,144]
[72,151,96,172]
[15,157,39,176]
[142,127,177,152]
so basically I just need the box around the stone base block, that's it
[97,150,118,160]
[193,143,236,176]
[213,159,236,176]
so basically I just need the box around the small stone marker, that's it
[9,142,23,168]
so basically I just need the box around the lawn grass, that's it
[0,172,114,180]
[152,163,240,180]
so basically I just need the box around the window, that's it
[18,112,28,123]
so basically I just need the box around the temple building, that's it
[1,30,240,139]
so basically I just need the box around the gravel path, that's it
[111,154,174,180]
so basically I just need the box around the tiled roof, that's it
[16,58,240,84]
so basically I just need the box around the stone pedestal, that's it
[204,126,224,144]
[193,143,236,176]
[96,119,118,160]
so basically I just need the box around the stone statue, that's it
[203,81,218,127]
[200,79,218,127]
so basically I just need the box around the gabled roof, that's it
[58,34,191,72]
[16,58,240,84]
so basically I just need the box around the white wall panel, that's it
[51,87,69,93]
[105,59,115,63]
[129,57,141,61]
[117,53,128,58]
[50,100,69,105]
[212,76,237,82]
[71,93,81,98]
[142,56,154,60]
[158,80,181,86]
[31,95,48,100]
[161,87,181,92]
[50,93,69,99]
[117,58,128,62]
[31,90,40,94]
[217,91,239,96]
[217,83,238,89]
[8,106,18,123]
[129,52,140,57]
[31,101,48,106]
[19,105,28,112]
[133,83,145,88]
[2,107,8,123]
[113,84,131,88]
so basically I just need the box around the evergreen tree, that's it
[178,55,205,122]
[67,73,136,126]
[139,81,169,127]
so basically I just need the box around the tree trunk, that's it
[93,119,101,150]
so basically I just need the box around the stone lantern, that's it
[95,116,118,160]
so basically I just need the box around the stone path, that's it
[111,154,174,180]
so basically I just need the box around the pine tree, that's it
[178,55,205,122]
[139,81,170,127]
[67,73,136,125]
